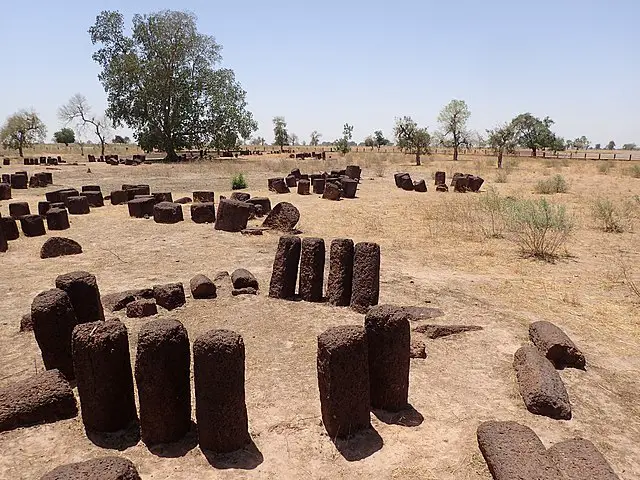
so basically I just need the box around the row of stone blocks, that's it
[21,156,60,166]
[1,171,52,190]
[268,236,380,311]
[267,175,358,199]
[0,208,70,243]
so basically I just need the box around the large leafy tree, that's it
[487,123,517,168]
[273,116,288,151]
[89,10,255,161]
[0,110,46,157]
[53,127,76,146]
[394,116,430,166]
[511,113,559,157]
[309,130,321,146]
[437,99,471,161]
[58,94,111,157]
[335,123,353,154]
[374,130,389,149]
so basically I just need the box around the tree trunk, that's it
[166,143,179,162]
[497,152,503,169]
[532,147,537,157]
[18,143,24,157]
[101,141,105,158]
[453,145,458,161]
[415,152,421,166]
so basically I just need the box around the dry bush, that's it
[535,174,569,194]
[590,197,635,233]
[597,161,613,174]
[495,171,509,183]
[477,187,510,238]
[626,164,640,178]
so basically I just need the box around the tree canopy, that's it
[272,117,288,151]
[437,99,471,161]
[0,110,47,157]
[486,123,517,168]
[58,94,111,156]
[510,113,562,156]
[88,9,256,160]
[606,140,616,150]
[394,116,430,165]
[309,131,321,146]
[53,127,76,145]
[335,123,353,154]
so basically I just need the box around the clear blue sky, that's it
[2,0,638,146]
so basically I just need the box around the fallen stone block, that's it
[529,321,585,370]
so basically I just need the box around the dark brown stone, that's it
[268,235,301,299]
[312,178,325,194]
[20,313,33,332]
[350,242,380,313]
[0,369,77,433]
[513,345,572,420]
[21,214,46,237]
[102,289,154,312]
[31,289,78,379]
[262,202,300,231]
[84,191,104,207]
[364,310,410,411]
[298,237,325,302]
[193,191,215,203]
[152,192,172,203]
[215,199,252,232]
[246,197,272,214]
[341,179,358,198]
[241,227,265,235]
[82,185,101,192]
[271,178,290,194]
[67,196,90,215]
[317,325,370,438]
[190,274,216,299]
[10,173,28,189]
[413,179,427,192]
[529,321,585,370]
[547,438,620,480]
[194,330,250,453]
[477,421,561,480]
[110,190,129,205]
[286,175,297,187]
[56,271,105,324]
[436,184,449,192]
[135,319,191,445]
[410,339,426,359]
[231,192,250,202]
[128,197,155,218]
[0,216,6,253]
[413,324,482,338]
[40,237,82,259]
[0,182,11,200]
[345,165,361,180]
[38,201,51,216]
[46,208,70,231]
[468,175,484,192]
[399,174,414,191]
[153,283,186,310]
[231,268,259,290]
[327,238,354,306]
[174,197,192,204]
[153,202,183,224]
[40,456,141,480]
[72,321,137,432]
[1,216,19,240]
[297,179,311,195]
[394,172,407,188]
[322,182,341,200]
[190,202,216,223]
[434,171,446,185]
[126,299,157,318]
[10,201,30,218]
[232,287,258,296]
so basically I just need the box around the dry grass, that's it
[0,152,639,479]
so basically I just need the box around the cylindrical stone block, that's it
[0,183,11,200]
[0,218,6,253]
[153,192,173,203]
[46,208,70,231]
[327,239,354,306]
[20,215,46,237]
[350,242,381,312]
[84,191,104,207]
[190,203,216,223]
[364,309,410,411]
[67,196,90,215]
[297,179,310,195]
[1,217,19,240]
[194,329,250,453]
[110,190,129,205]
[38,201,51,216]
[135,319,191,445]
[341,179,358,198]
[9,202,30,218]
[317,325,371,438]
[298,237,325,302]
[128,197,155,218]
[10,173,27,189]
[153,202,184,224]
[193,191,215,203]
[72,321,137,432]
[55,271,105,324]
[31,289,78,379]
[81,185,101,192]
[312,178,325,194]
[268,235,302,299]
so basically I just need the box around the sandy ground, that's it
[0,152,639,479]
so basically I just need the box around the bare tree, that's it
[58,94,111,157]
[437,99,471,161]
[394,116,430,165]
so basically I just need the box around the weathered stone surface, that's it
[262,202,300,231]
[40,456,141,480]
[546,438,620,480]
[20,313,33,332]
[190,202,216,223]
[0,369,77,433]
[434,171,446,185]
[55,271,105,324]
[393,172,407,188]
[413,179,427,192]
[38,201,51,216]
[477,421,561,480]
[350,242,380,313]
[298,237,325,302]
[174,197,192,204]
[286,175,297,188]
[297,179,311,195]
[152,192,173,203]
[270,178,290,194]
[246,197,272,214]
[127,197,155,218]
[153,283,186,310]
[10,201,30,218]
[327,238,354,306]
[312,178,325,194]
[40,237,82,259]
[84,191,104,208]
[215,199,252,232]
[46,208,70,231]
[0,215,6,253]
[101,289,153,312]
[31,289,78,379]
[1,216,19,240]
[232,287,258,296]
[399,174,414,191]
[269,235,301,299]
[190,274,216,299]
[72,321,137,432]
[126,299,157,318]
[513,346,572,420]
[413,324,482,338]
[241,227,265,236]
[194,330,250,453]
[410,339,426,359]
[193,191,215,203]
[231,268,259,290]
[82,185,101,192]
[0,183,11,201]
[529,321,585,370]
[135,319,191,445]
[317,325,370,438]
[21,215,46,237]
[365,310,410,411]
[153,202,184,224]
[345,165,361,180]
[67,196,90,215]
[322,182,341,200]
[231,192,250,202]
[110,190,129,205]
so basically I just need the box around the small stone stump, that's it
[20,215,46,237]
[327,238,354,306]
[435,171,446,185]
[10,201,30,218]
[194,329,250,453]
[317,325,371,438]
[46,208,70,231]
[298,237,325,302]
[262,202,300,231]
[72,321,137,432]
[231,268,259,290]
[285,175,297,188]
[190,274,216,299]
[399,174,414,191]
[1,216,19,240]
[214,199,252,232]
[38,201,51,216]
[56,271,105,324]
[190,202,216,224]
[193,191,215,203]
[312,178,325,194]
[41,237,82,259]
[153,202,184,224]
[364,309,410,411]
[0,219,6,253]
[0,183,11,200]
[269,235,301,299]
[10,173,27,189]
[547,438,620,480]
[67,196,90,215]
[84,191,105,207]
[135,319,191,445]
[126,299,157,318]
[31,289,78,379]
[350,242,381,312]
[231,192,250,202]
[341,179,358,198]
[345,165,361,180]
[40,457,141,480]
[297,179,311,195]
[271,178,290,194]
[128,197,155,218]
[246,197,272,214]
[153,283,186,310]
[110,190,129,205]
[322,182,341,200]
[413,179,427,192]
[81,185,101,192]
[153,192,173,203]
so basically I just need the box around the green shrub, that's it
[507,198,573,260]
[535,174,568,194]
[591,197,629,233]
[231,173,247,190]
[477,187,511,238]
